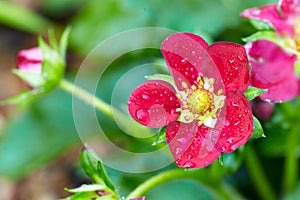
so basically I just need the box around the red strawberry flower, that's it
[128,33,253,168]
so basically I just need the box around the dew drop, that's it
[229,58,235,64]
[183,161,196,168]
[177,138,186,144]
[187,154,193,160]
[136,109,148,122]
[181,58,187,64]
[191,50,196,55]
[142,94,150,100]
[175,158,182,165]
[176,147,181,155]
[227,137,235,144]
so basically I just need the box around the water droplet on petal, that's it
[176,147,181,155]
[142,94,150,100]
[229,58,235,64]
[177,138,186,144]
[183,161,196,168]
[181,58,187,64]
[136,109,148,122]
[175,158,182,165]
[227,137,235,144]
[187,154,193,160]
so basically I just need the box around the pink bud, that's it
[17,47,42,74]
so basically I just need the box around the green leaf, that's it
[97,161,116,192]
[244,86,267,101]
[251,115,265,138]
[152,126,167,146]
[145,74,176,89]
[12,69,45,88]
[80,149,103,184]
[80,149,116,192]
[65,184,105,193]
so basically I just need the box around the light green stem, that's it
[125,168,232,200]
[59,79,153,138]
[283,126,298,194]
[59,79,113,118]
[245,145,276,200]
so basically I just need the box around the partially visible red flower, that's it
[17,47,42,74]
[241,0,300,102]
[241,0,300,36]
[246,40,298,102]
[128,33,253,168]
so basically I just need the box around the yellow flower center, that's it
[176,76,225,128]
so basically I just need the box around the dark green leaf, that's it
[251,115,265,138]
[244,86,267,101]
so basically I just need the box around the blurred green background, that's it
[0,0,299,199]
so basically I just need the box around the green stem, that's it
[125,168,232,200]
[59,79,153,138]
[59,79,113,118]
[245,145,276,200]
[283,126,298,194]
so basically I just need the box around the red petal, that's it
[247,40,298,102]
[207,42,249,92]
[166,121,221,168]
[161,33,209,90]
[240,4,294,35]
[128,80,180,128]
[216,91,253,153]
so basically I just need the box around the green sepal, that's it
[249,19,273,31]
[244,86,267,101]
[145,74,176,88]
[152,126,167,146]
[243,31,298,55]
[12,69,45,88]
[251,115,265,138]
